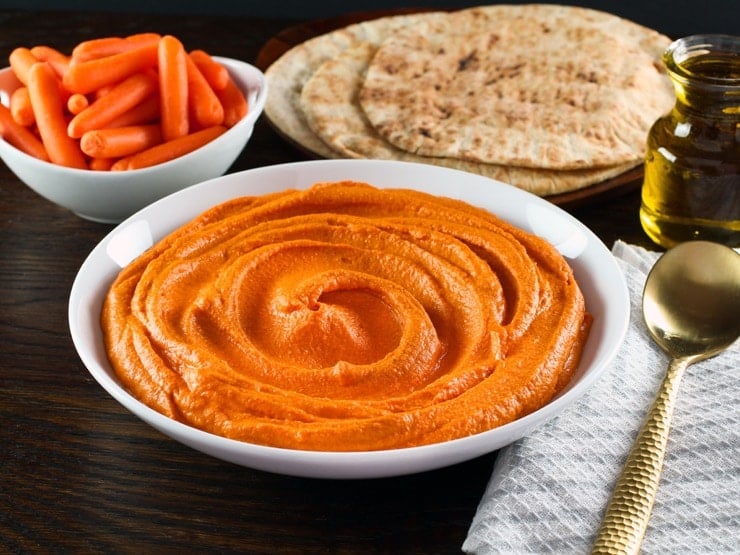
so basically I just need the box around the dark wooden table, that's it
[0,9,661,554]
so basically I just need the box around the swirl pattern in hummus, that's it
[102,181,591,451]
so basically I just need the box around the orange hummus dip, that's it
[102,181,591,451]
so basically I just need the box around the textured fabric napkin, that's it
[463,240,740,554]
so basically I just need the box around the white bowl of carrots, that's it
[0,33,267,223]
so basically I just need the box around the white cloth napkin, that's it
[463,240,740,554]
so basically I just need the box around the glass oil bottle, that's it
[640,34,739,248]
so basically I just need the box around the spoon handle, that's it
[591,356,689,555]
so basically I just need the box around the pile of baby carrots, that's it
[0,33,249,170]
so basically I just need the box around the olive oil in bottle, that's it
[640,34,739,248]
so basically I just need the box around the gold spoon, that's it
[592,240,740,555]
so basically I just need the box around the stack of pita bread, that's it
[264,4,675,197]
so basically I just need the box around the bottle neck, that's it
[664,35,739,119]
[672,80,739,118]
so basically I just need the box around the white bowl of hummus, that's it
[69,159,629,479]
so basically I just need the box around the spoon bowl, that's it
[593,240,740,554]
[643,240,740,361]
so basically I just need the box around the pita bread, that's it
[359,4,674,169]
[300,41,637,196]
[264,11,448,158]
[264,4,669,196]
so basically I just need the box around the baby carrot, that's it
[8,47,38,85]
[71,32,160,63]
[80,124,162,158]
[114,125,226,170]
[189,50,229,91]
[9,87,35,126]
[158,35,189,141]
[62,41,158,94]
[71,36,125,62]
[29,45,70,78]
[88,157,115,171]
[125,32,162,47]
[0,103,49,161]
[216,75,249,127]
[26,62,86,168]
[67,70,159,138]
[93,85,114,100]
[185,55,224,128]
[66,93,89,115]
[104,94,160,128]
